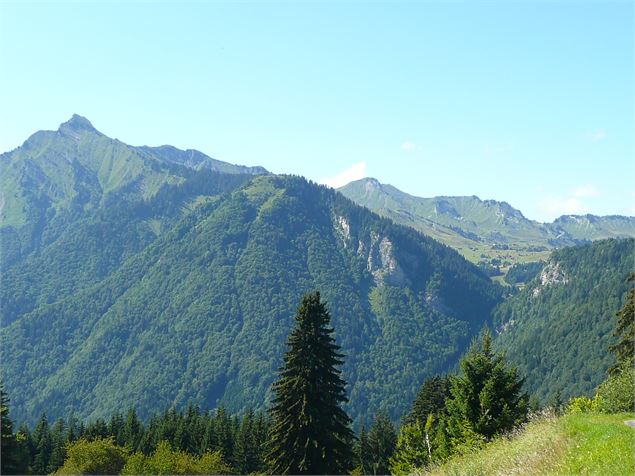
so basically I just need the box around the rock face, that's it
[532,261,569,297]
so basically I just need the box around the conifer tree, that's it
[609,273,635,374]
[354,423,371,475]
[233,409,260,474]
[446,330,528,442]
[404,375,451,426]
[267,291,354,474]
[389,422,429,475]
[1,383,20,475]
[367,412,397,475]
[32,414,52,475]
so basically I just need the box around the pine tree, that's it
[404,375,451,426]
[609,273,635,374]
[32,413,52,475]
[233,409,260,474]
[367,412,397,475]
[122,408,144,451]
[1,383,20,475]
[389,422,429,475]
[48,418,67,473]
[354,424,371,474]
[446,331,528,442]
[267,291,354,474]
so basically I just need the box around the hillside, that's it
[1,174,503,426]
[422,412,635,476]
[0,115,267,267]
[493,238,634,403]
[339,178,635,272]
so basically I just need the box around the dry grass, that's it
[418,411,635,476]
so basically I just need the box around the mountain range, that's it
[1,115,631,428]
[339,178,635,274]
[1,116,501,426]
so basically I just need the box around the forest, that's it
[2,280,633,475]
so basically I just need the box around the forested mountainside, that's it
[1,174,503,427]
[339,178,635,272]
[0,115,266,267]
[493,238,634,403]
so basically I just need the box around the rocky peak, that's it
[58,114,101,138]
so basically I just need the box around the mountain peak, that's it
[58,114,99,134]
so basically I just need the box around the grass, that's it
[420,412,635,476]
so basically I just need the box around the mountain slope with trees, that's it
[1,174,503,427]
[339,178,635,272]
[493,238,634,403]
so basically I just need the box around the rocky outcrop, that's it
[532,261,569,297]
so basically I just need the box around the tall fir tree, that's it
[388,422,429,475]
[446,330,528,442]
[1,383,20,475]
[32,413,52,475]
[609,273,635,374]
[267,291,354,474]
[367,412,397,475]
[354,423,371,475]
[404,375,451,426]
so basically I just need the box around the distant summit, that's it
[59,113,97,131]
[339,177,635,272]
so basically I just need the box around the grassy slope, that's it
[422,413,635,476]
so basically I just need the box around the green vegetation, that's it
[267,292,353,474]
[2,174,502,427]
[421,412,635,476]
[445,331,528,441]
[54,438,129,475]
[494,238,635,403]
[122,441,231,475]
[339,177,634,271]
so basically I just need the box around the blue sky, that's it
[1,1,632,221]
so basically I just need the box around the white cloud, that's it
[538,196,587,216]
[573,184,599,198]
[538,184,601,218]
[590,129,607,142]
[319,162,367,188]
[401,141,415,151]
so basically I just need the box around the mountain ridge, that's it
[339,177,635,272]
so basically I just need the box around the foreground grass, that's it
[421,412,634,476]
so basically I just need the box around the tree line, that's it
[2,281,633,475]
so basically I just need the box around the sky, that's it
[1,0,632,221]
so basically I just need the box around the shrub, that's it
[54,437,128,475]
[566,396,596,414]
[594,365,635,413]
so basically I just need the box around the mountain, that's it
[493,238,634,403]
[338,178,635,275]
[1,173,503,426]
[0,114,267,266]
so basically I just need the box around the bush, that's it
[54,438,128,475]
[121,441,231,475]
[566,396,597,414]
[594,365,635,413]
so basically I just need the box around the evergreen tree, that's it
[389,422,429,475]
[446,331,528,442]
[354,424,371,475]
[122,408,144,451]
[233,409,260,474]
[215,407,234,461]
[404,375,451,426]
[1,383,20,475]
[609,273,635,374]
[32,413,52,475]
[108,411,125,446]
[48,418,67,473]
[367,412,397,475]
[267,291,354,474]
